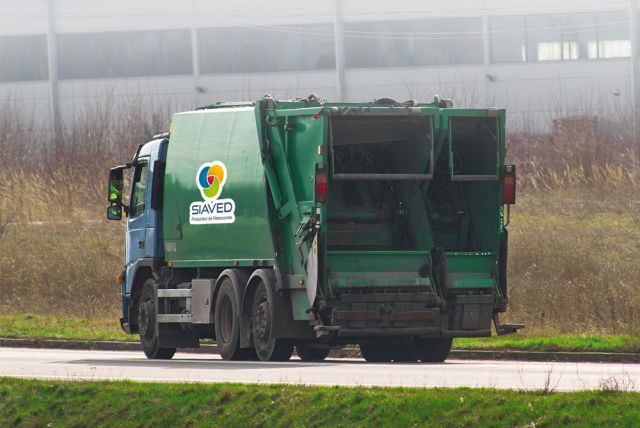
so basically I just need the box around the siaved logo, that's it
[189,161,236,225]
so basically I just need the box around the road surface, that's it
[1,347,638,391]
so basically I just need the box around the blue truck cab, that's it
[108,137,168,333]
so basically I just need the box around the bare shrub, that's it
[599,374,636,392]
[0,98,44,166]
[0,95,171,318]
[508,112,639,189]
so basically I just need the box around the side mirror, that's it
[108,167,125,204]
[107,205,123,221]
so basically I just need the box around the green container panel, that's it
[445,252,498,289]
[162,108,275,266]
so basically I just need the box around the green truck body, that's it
[108,96,520,362]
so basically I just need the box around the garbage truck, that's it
[107,95,522,362]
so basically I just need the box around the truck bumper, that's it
[325,290,496,339]
[337,326,441,337]
[329,290,442,337]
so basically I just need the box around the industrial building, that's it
[0,0,637,131]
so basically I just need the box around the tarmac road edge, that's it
[2,337,640,363]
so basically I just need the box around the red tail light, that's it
[503,165,516,205]
[315,169,328,203]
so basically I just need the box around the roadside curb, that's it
[2,338,640,363]
[0,338,217,354]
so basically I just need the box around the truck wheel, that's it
[296,344,330,362]
[413,337,453,363]
[138,279,176,360]
[360,344,393,362]
[214,277,245,360]
[390,344,419,362]
[251,283,294,361]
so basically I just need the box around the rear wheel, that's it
[360,344,393,362]
[389,344,419,362]
[252,283,294,361]
[413,337,453,363]
[296,344,330,362]
[138,279,176,360]
[214,277,245,360]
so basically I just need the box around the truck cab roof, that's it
[133,137,167,163]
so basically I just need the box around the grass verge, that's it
[0,314,129,342]
[1,378,639,427]
[454,335,640,354]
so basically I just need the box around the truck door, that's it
[126,159,150,267]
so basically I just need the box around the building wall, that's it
[0,0,637,132]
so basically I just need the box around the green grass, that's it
[1,378,639,427]
[0,314,130,342]
[454,335,640,353]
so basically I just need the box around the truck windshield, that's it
[129,162,148,218]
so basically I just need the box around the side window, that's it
[129,162,149,218]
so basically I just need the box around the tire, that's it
[360,344,393,362]
[251,282,294,361]
[389,344,419,362]
[214,277,245,360]
[296,344,330,362]
[413,337,453,363]
[138,279,176,360]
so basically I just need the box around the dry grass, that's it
[0,168,123,318]
[0,102,639,335]
[505,183,640,334]
[502,115,640,334]
[0,97,163,318]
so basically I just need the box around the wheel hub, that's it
[139,300,154,338]
[219,297,233,343]
[253,301,270,341]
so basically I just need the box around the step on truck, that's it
[107,95,522,362]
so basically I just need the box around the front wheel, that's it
[214,277,245,360]
[138,279,176,360]
[251,283,294,361]
[413,337,453,363]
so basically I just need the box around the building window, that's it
[198,24,335,74]
[0,34,49,82]
[344,18,483,69]
[592,11,631,58]
[490,11,630,63]
[490,16,527,62]
[344,21,416,68]
[589,40,631,58]
[57,30,192,79]
[525,14,592,61]
[536,41,579,61]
